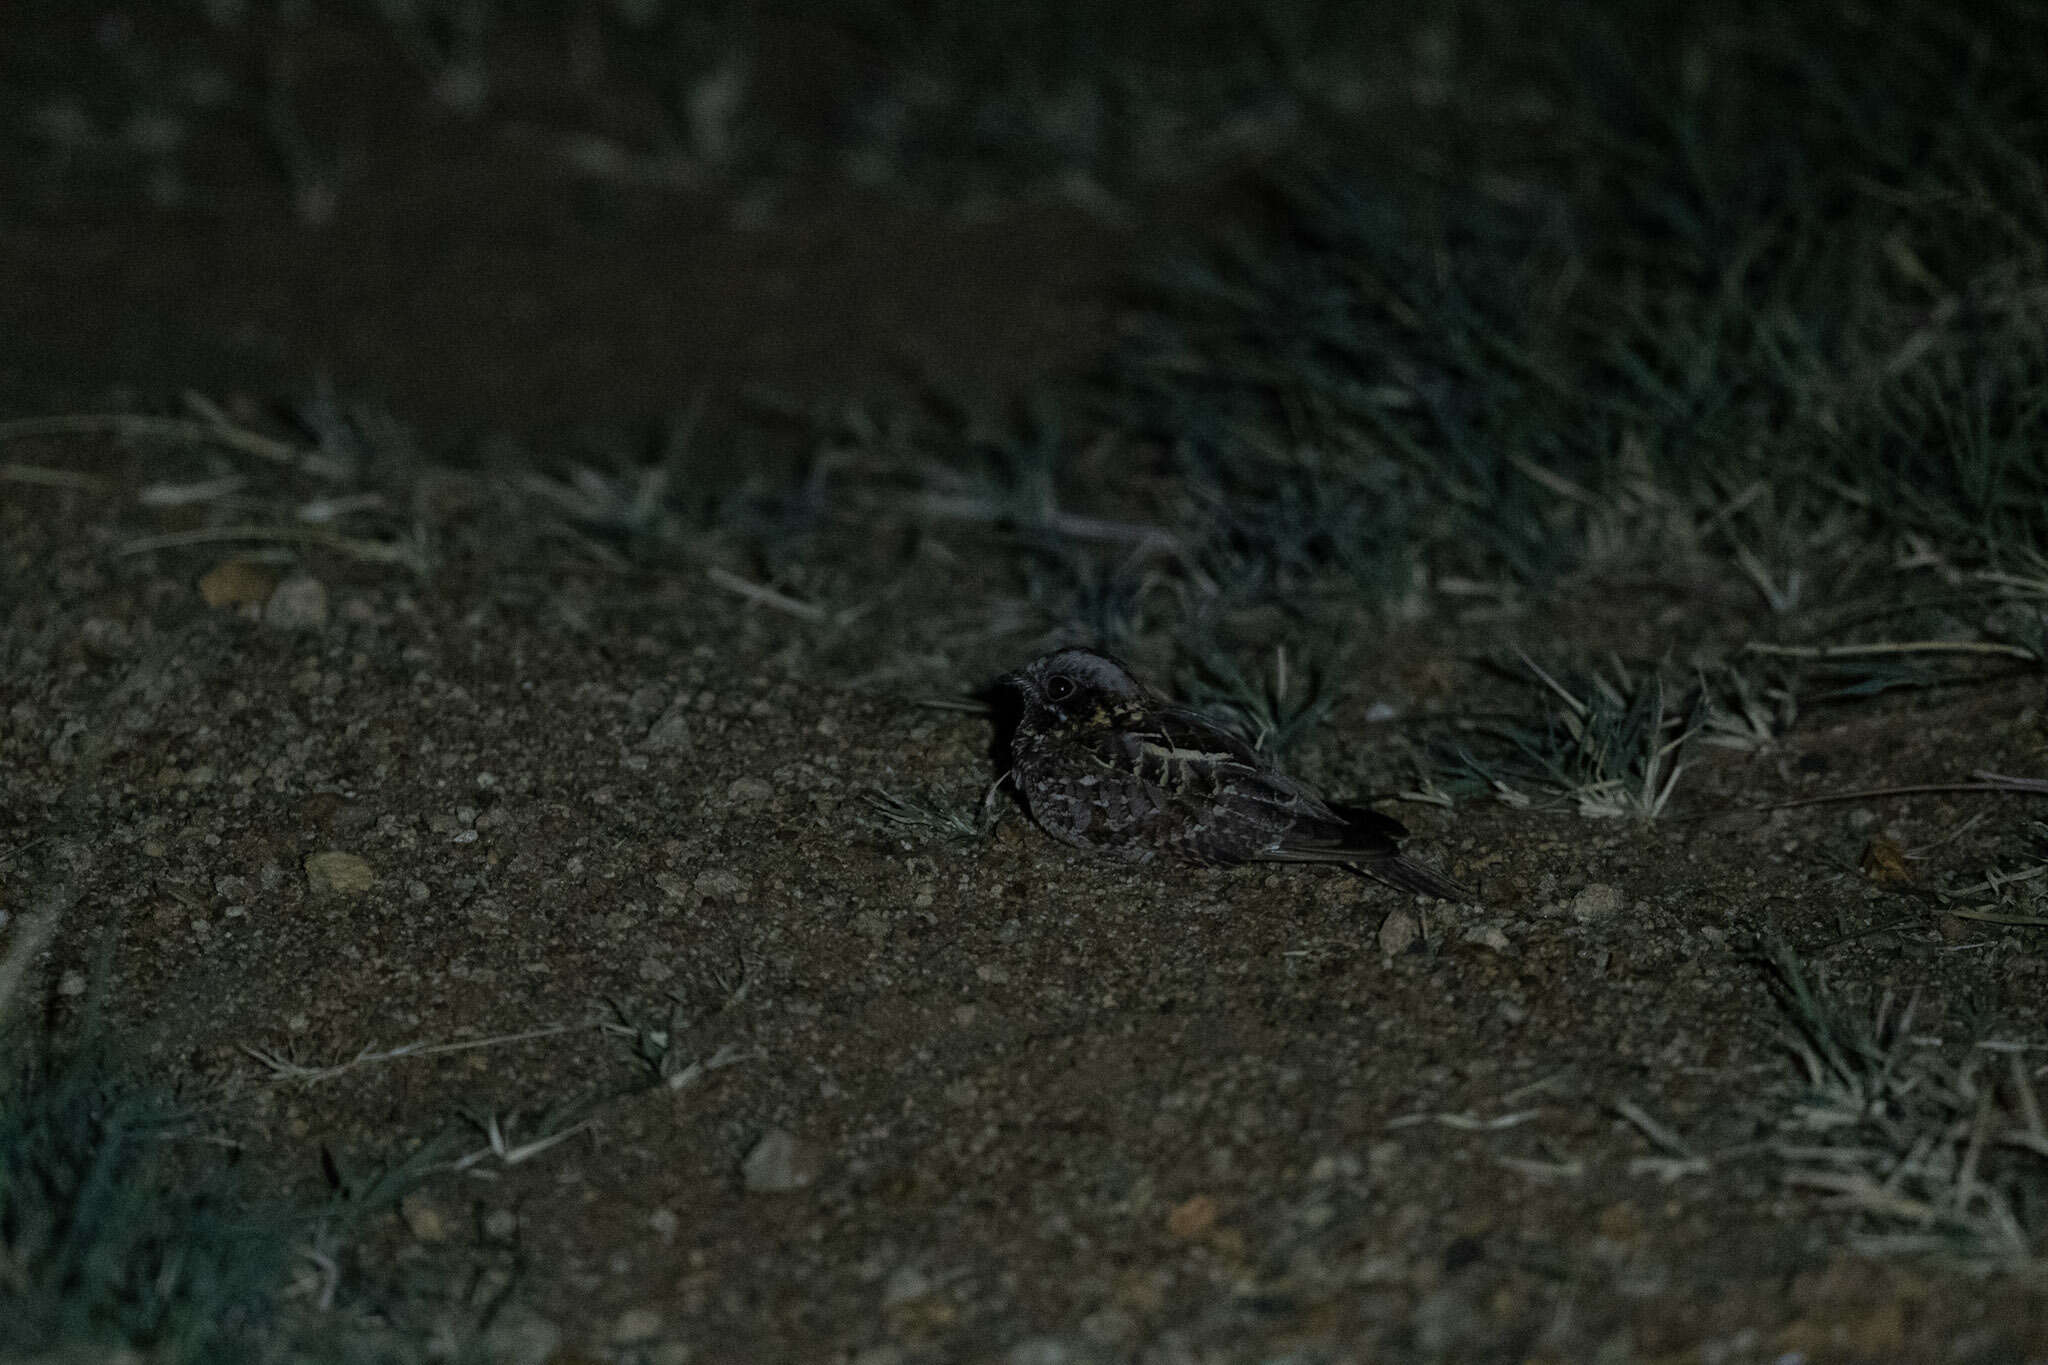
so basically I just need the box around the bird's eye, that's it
[1045,676,1075,702]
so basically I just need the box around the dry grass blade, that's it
[118,524,427,570]
[451,1107,600,1173]
[1450,655,1704,819]
[0,627,190,1027]
[1615,1096,1711,1180]
[1762,931,2048,1264]
[1385,1108,1546,1132]
[1,463,113,491]
[1684,774,2048,823]
[1746,639,2041,664]
[707,566,828,622]
[863,787,999,841]
[0,412,310,467]
[241,1022,585,1084]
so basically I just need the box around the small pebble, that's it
[304,850,376,896]
[727,775,774,803]
[264,573,329,631]
[1569,883,1624,921]
[1378,908,1420,956]
[199,558,276,608]
[478,1304,561,1365]
[882,1266,932,1306]
[1007,1337,1078,1365]
[1462,922,1512,953]
[610,1307,662,1344]
[694,868,749,900]
[1166,1193,1217,1239]
[1082,1306,1137,1345]
[742,1128,817,1192]
[640,701,691,752]
[400,1193,449,1243]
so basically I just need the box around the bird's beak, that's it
[975,671,1029,714]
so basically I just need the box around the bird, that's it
[997,647,1472,901]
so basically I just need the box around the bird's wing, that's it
[1068,706,1470,893]
[1120,708,1311,796]
[1268,799,1410,857]
[1063,707,1341,858]
[1265,800,1473,900]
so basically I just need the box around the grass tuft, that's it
[863,787,1001,843]
[1174,640,1340,759]
[1762,931,2048,1264]
[1429,654,1702,819]
[0,1049,285,1363]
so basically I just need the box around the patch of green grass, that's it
[1427,654,1702,819]
[1022,545,1165,650]
[1761,932,2048,1264]
[863,786,1000,843]
[9,0,1412,223]
[1173,639,1340,760]
[0,1019,595,1363]
[1695,660,1798,752]
[818,0,1412,196]
[706,0,2048,701]
[0,1047,285,1363]
[1108,0,2048,613]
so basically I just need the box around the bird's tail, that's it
[1346,855,1475,903]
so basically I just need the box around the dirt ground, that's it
[5,8,2048,1364]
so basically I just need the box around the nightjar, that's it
[999,647,1472,901]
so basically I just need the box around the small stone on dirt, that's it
[1378,908,1420,956]
[78,616,130,658]
[304,850,376,896]
[1569,883,1624,921]
[400,1192,449,1242]
[610,1307,663,1344]
[694,868,749,900]
[199,558,276,608]
[640,700,692,751]
[1081,1306,1137,1346]
[1859,833,1911,884]
[882,1266,933,1305]
[1462,922,1512,953]
[1007,1336,1080,1365]
[727,775,774,803]
[1166,1193,1218,1240]
[742,1128,817,1192]
[263,572,329,630]
[478,1304,561,1365]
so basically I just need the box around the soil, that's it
[4,9,2048,1364]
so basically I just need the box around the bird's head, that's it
[1000,647,1147,731]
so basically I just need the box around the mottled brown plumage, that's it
[999,647,1472,900]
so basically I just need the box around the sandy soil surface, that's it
[4,7,2048,1363]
